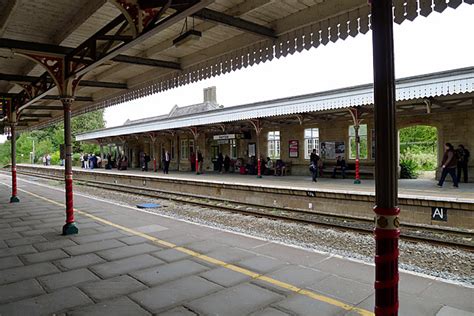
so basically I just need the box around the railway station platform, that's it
[15,164,474,231]
[0,172,473,315]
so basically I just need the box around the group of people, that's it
[41,154,51,166]
[80,153,101,169]
[309,149,347,182]
[437,143,470,187]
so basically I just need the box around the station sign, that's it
[431,207,447,221]
[213,134,244,140]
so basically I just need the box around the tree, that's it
[0,110,106,165]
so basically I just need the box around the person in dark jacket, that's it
[309,149,320,182]
[457,144,470,183]
[437,143,459,188]
[332,156,347,179]
[217,153,224,173]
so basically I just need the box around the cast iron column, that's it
[61,98,78,235]
[10,123,19,203]
[371,1,399,316]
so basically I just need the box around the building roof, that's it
[76,66,474,141]
[1,0,470,131]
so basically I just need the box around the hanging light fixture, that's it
[173,17,201,47]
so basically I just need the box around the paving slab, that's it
[419,281,474,312]
[133,224,168,233]
[5,235,47,247]
[38,268,100,291]
[254,265,329,295]
[200,266,252,287]
[308,275,374,305]
[118,235,149,245]
[79,275,147,301]
[0,262,59,285]
[159,306,199,316]
[68,296,151,316]
[184,239,228,253]
[90,254,165,278]
[436,306,474,316]
[64,239,125,256]
[275,293,344,316]
[71,231,127,244]
[129,275,222,313]
[131,259,209,286]
[0,256,24,270]
[96,243,161,261]
[55,253,106,270]
[187,283,284,316]
[237,255,288,274]
[0,279,45,304]
[21,248,69,264]
[33,238,77,252]
[151,248,191,263]
[250,307,292,316]
[0,286,93,315]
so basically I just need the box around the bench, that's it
[321,163,374,178]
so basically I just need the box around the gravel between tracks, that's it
[39,178,474,287]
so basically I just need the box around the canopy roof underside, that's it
[0,0,471,130]
[75,66,474,141]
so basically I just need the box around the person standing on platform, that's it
[310,149,320,182]
[163,150,170,174]
[144,152,150,171]
[457,144,470,183]
[190,151,196,172]
[197,150,204,174]
[438,143,459,188]
[224,155,231,173]
[46,153,51,166]
[140,151,145,171]
[217,152,224,173]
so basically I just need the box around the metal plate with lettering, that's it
[431,207,447,221]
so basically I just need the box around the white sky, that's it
[0,4,473,144]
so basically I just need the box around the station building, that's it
[76,67,474,181]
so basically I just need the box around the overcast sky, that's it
[0,4,472,144]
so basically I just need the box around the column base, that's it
[354,179,361,184]
[10,196,20,203]
[62,222,79,235]
[256,175,262,178]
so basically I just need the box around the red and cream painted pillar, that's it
[9,121,19,203]
[349,108,362,184]
[371,1,399,315]
[249,119,263,178]
[61,97,78,235]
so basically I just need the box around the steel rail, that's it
[10,170,474,250]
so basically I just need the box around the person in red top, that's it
[437,143,459,188]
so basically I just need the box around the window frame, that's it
[267,131,281,159]
[304,128,320,159]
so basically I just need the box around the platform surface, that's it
[18,164,474,203]
[0,172,473,315]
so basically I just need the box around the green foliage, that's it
[399,125,438,174]
[400,155,419,179]
[0,110,105,165]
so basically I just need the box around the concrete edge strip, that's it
[6,183,374,316]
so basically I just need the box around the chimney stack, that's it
[203,86,217,104]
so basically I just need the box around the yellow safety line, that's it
[9,184,373,316]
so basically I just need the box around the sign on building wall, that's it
[320,141,345,160]
[248,143,256,157]
[289,140,299,158]
[213,134,244,140]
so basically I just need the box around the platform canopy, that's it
[0,0,471,130]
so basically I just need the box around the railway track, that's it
[11,170,474,250]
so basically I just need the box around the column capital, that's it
[60,97,75,108]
